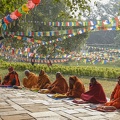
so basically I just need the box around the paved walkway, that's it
[0,88,120,120]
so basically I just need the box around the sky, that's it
[79,0,110,20]
[90,0,110,8]
[91,0,110,5]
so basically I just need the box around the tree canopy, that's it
[1,0,89,58]
[0,0,92,18]
[0,0,26,16]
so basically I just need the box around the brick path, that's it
[0,88,120,120]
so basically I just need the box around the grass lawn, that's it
[0,68,117,98]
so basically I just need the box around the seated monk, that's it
[2,67,20,86]
[103,76,120,109]
[48,72,68,94]
[80,77,107,104]
[22,70,38,88]
[31,70,51,91]
[66,76,85,98]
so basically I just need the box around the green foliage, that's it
[2,0,88,57]
[53,0,91,18]
[0,0,26,16]
[0,0,89,59]
[0,0,91,18]
[0,61,120,79]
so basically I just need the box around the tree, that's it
[53,0,91,17]
[0,0,91,18]
[26,0,89,57]
[0,0,26,17]
[1,0,89,58]
[81,0,120,20]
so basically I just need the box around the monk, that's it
[48,72,68,94]
[103,76,120,109]
[66,76,85,98]
[81,76,120,112]
[31,70,51,90]
[2,67,20,86]
[79,77,107,104]
[22,70,38,88]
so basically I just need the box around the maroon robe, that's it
[81,82,107,104]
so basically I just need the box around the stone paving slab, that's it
[0,88,120,120]
[1,113,34,120]
[0,110,27,116]
[56,111,81,120]
[73,113,91,117]
[0,107,15,112]
[48,107,67,111]
[36,116,68,120]
[78,115,106,120]
[22,103,48,112]
[29,111,60,118]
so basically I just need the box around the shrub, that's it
[0,61,120,79]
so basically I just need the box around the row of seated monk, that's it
[0,66,120,111]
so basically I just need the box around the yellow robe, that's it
[32,70,51,90]
[22,72,38,88]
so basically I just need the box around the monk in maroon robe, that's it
[95,76,120,112]
[80,77,107,104]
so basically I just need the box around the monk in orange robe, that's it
[31,70,51,90]
[104,76,120,109]
[22,70,38,88]
[2,67,20,86]
[66,76,85,98]
[48,72,68,94]
[80,77,107,104]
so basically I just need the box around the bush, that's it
[0,61,120,79]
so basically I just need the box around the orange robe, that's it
[2,71,20,86]
[22,72,38,88]
[32,70,51,89]
[67,76,85,98]
[48,74,68,94]
[105,83,120,109]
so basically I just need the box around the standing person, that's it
[48,72,68,94]
[22,70,38,88]
[47,59,52,67]
[31,56,35,66]
[31,70,51,91]
[66,76,85,98]
[2,67,20,86]
[46,55,52,67]
[80,77,107,104]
